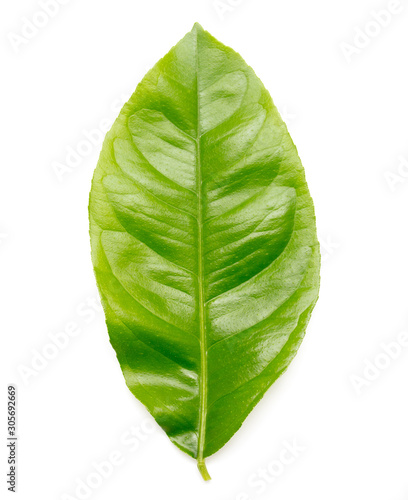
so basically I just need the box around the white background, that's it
[2,0,408,499]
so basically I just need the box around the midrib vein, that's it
[195,27,210,481]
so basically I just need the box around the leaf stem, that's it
[197,459,211,481]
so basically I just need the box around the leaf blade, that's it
[89,23,320,477]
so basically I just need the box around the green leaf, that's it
[89,23,320,480]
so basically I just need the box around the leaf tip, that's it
[192,22,204,34]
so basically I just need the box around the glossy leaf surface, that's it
[89,24,320,479]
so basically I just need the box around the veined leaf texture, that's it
[89,23,320,480]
